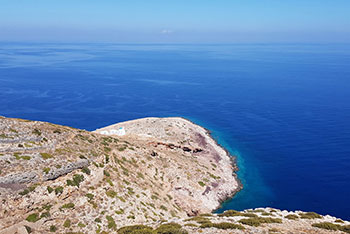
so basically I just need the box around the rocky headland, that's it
[0,116,349,234]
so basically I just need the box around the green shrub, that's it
[67,174,85,187]
[26,213,40,222]
[115,209,124,215]
[47,186,53,193]
[198,181,205,187]
[43,167,50,174]
[19,189,30,196]
[55,186,63,195]
[86,193,94,200]
[78,222,86,227]
[49,225,57,232]
[184,223,197,227]
[185,216,211,224]
[106,215,117,230]
[60,203,75,210]
[40,153,53,159]
[285,214,299,220]
[312,222,350,233]
[95,217,102,223]
[200,222,245,230]
[312,222,341,231]
[218,210,257,218]
[300,212,322,219]
[32,129,41,136]
[63,219,71,228]
[82,167,91,175]
[239,217,282,227]
[106,190,117,198]
[104,170,111,177]
[40,212,50,218]
[199,213,212,217]
[106,178,114,186]
[156,223,188,234]
[118,225,154,234]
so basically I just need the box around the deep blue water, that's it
[1,43,350,220]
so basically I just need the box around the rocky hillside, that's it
[0,116,349,234]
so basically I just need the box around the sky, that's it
[0,0,350,43]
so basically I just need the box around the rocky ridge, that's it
[0,116,349,234]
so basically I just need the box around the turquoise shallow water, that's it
[1,43,350,219]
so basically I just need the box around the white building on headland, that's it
[100,127,125,136]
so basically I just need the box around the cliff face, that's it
[94,117,240,215]
[0,116,349,234]
[0,116,239,233]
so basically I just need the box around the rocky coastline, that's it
[0,116,349,234]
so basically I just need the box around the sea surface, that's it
[1,43,350,220]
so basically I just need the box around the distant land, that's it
[0,116,349,233]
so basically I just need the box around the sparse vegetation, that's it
[82,167,91,175]
[118,225,154,234]
[43,167,50,174]
[156,223,188,234]
[106,190,117,198]
[185,216,211,225]
[285,214,299,220]
[200,222,245,230]
[239,217,282,227]
[40,152,53,159]
[299,212,322,219]
[55,186,64,195]
[103,170,111,177]
[47,186,54,193]
[219,210,257,218]
[32,129,41,136]
[50,225,57,232]
[60,203,75,210]
[26,213,40,222]
[63,219,71,228]
[106,215,117,230]
[67,174,84,187]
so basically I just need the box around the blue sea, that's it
[1,43,350,220]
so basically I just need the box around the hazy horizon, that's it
[1,0,350,43]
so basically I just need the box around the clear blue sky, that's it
[1,0,349,43]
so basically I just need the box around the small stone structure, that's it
[100,127,125,136]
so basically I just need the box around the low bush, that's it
[312,222,341,231]
[82,167,91,175]
[106,190,117,198]
[156,223,188,234]
[285,214,299,220]
[300,212,322,219]
[60,203,75,210]
[239,217,282,227]
[55,186,63,195]
[49,225,57,232]
[106,216,117,230]
[312,222,350,233]
[67,174,85,187]
[200,222,245,230]
[185,216,211,224]
[218,210,257,218]
[47,186,54,193]
[63,219,71,228]
[40,153,53,159]
[118,225,154,234]
[26,213,40,222]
